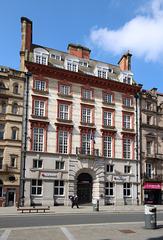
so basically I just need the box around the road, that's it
[0,212,163,228]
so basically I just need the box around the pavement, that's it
[0,205,163,240]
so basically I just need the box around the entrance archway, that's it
[77,173,92,204]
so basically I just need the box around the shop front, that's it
[144,182,162,205]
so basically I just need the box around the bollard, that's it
[93,199,99,211]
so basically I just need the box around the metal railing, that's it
[143,172,163,180]
[76,147,99,156]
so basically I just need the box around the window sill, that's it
[57,93,73,99]
[56,118,72,124]
[102,102,115,106]
[81,97,95,103]
[31,115,48,120]
[122,105,134,110]
[32,88,49,95]
[102,125,115,129]
[122,128,134,132]
[80,122,94,126]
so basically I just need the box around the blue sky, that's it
[0,0,163,93]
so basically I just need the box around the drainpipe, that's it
[21,71,31,206]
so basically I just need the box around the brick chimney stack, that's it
[68,43,91,59]
[118,50,132,71]
[20,17,32,71]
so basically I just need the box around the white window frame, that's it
[147,141,152,155]
[54,180,64,196]
[35,80,46,91]
[83,89,92,99]
[82,133,91,155]
[105,182,114,196]
[124,166,131,173]
[59,104,69,120]
[123,139,131,159]
[106,164,114,173]
[33,128,44,152]
[104,136,112,157]
[58,131,68,154]
[56,161,64,170]
[104,111,112,126]
[124,115,131,129]
[60,85,70,95]
[33,159,42,169]
[34,48,49,65]
[104,93,112,103]
[82,108,91,123]
[31,179,42,196]
[124,98,131,107]
[34,100,45,116]
[123,183,131,197]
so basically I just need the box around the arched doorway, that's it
[77,173,92,204]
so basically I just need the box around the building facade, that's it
[140,88,163,205]
[0,66,25,207]
[20,17,141,207]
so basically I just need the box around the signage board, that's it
[42,173,57,178]
[144,182,162,189]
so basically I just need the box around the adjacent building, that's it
[19,17,141,207]
[140,88,163,205]
[0,66,25,207]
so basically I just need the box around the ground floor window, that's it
[105,182,114,196]
[123,183,131,197]
[31,179,42,195]
[54,180,64,196]
[144,189,162,205]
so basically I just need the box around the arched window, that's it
[0,82,5,88]
[14,84,18,94]
[0,179,3,198]
[13,103,18,114]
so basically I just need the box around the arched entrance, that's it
[77,173,92,204]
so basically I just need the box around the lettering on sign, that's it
[42,173,57,178]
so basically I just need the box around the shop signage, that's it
[78,181,90,184]
[144,182,162,189]
[114,176,126,181]
[42,173,57,178]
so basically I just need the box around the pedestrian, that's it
[69,195,75,208]
[74,195,79,208]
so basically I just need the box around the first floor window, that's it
[146,163,152,178]
[124,115,131,128]
[0,150,3,169]
[35,80,46,91]
[123,183,131,197]
[123,139,131,159]
[33,160,42,168]
[82,133,90,155]
[104,93,112,103]
[147,141,152,154]
[31,179,42,195]
[124,166,131,173]
[54,180,64,196]
[59,131,68,154]
[56,161,64,170]
[34,100,45,116]
[106,164,114,172]
[59,104,69,120]
[104,111,112,126]
[33,128,44,152]
[82,108,91,123]
[104,136,112,157]
[105,182,114,196]
[60,85,70,95]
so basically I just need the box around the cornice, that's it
[25,61,141,95]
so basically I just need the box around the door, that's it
[7,189,15,207]
[77,173,92,204]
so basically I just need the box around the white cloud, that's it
[89,0,163,62]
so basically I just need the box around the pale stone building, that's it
[140,88,163,204]
[20,17,141,207]
[0,66,25,207]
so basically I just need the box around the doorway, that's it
[77,173,92,204]
[7,189,15,207]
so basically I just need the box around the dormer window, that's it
[118,71,133,85]
[123,76,131,84]
[79,61,88,67]
[34,48,49,65]
[94,65,109,79]
[50,53,61,61]
[65,57,79,72]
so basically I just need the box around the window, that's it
[123,139,131,159]
[124,98,131,107]
[0,82,5,88]
[123,76,131,84]
[104,94,112,103]
[146,164,152,178]
[31,179,42,195]
[58,131,68,154]
[33,128,44,152]
[0,180,2,198]
[11,157,16,167]
[56,161,64,170]
[147,116,151,125]
[106,164,114,173]
[59,104,69,120]
[104,136,112,157]
[67,62,77,72]
[54,180,64,196]
[98,70,107,79]
[124,166,131,173]
[34,48,49,65]
[33,160,42,168]
[123,183,131,197]
[35,80,46,91]
[13,103,18,114]
[14,85,18,94]
[0,150,3,169]
[82,108,91,123]
[83,89,92,99]
[60,85,70,95]
[0,125,4,139]
[82,133,90,155]
[147,141,152,154]
[105,182,114,196]
[124,115,131,129]
[147,103,151,110]
[50,53,61,60]
[79,61,88,67]
[34,100,45,116]
[2,103,6,114]
[12,129,17,140]
[104,111,112,126]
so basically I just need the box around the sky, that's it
[0,0,163,93]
